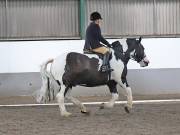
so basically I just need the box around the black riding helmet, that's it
[90,12,102,21]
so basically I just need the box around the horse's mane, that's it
[111,41,125,61]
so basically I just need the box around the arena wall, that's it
[0,38,180,96]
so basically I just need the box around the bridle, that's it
[128,45,145,63]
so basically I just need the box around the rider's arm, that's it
[96,26,111,47]
[100,35,111,47]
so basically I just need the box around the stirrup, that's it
[101,65,113,72]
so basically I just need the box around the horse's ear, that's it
[139,37,142,43]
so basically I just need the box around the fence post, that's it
[80,0,85,39]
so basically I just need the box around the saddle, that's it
[83,49,112,80]
[83,49,104,59]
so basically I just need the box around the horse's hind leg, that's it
[56,85,72,117]
[65,88,89,114]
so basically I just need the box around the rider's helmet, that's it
[90,12,102,21]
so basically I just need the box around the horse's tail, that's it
[40,58,54,79]
[36,58,60,103]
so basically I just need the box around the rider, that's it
[83,11,112,72]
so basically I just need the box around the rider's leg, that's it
[92,47,112,72]
[101,51,111,72]
[92,46,109,54]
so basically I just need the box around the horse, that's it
[36,37,149,117]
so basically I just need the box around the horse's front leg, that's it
[118,79,133,113]
[124,87,133,113]
[100,81,119,109]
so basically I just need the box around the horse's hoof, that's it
[99,103,105,109]
[124,106,130,113]
[62,112,72,117]
[81,110,90,115]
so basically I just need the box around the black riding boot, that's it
[101,52,112,72]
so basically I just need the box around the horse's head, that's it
[126,37,149,67]
[111,37,149,67]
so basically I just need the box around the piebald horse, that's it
[36,37,149,117]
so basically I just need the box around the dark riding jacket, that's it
[84,22,110,50]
